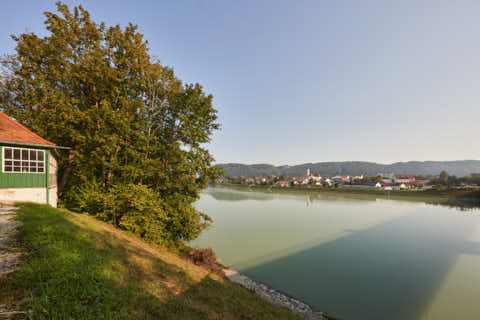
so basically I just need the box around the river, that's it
[192,187,480,320]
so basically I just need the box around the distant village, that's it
[220,169,480,191]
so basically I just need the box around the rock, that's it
[224,268,328,320]
[0,252,22,275]
[0,238,14,250]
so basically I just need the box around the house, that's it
[458,183,478,189]
[378,173,394,184]
[302,168,323,184]
[409,180,425,189]
[309,174,323,182]
[0,112,66,207]
[331,175,350,182]
[351,175,364,181]
[393,174,416,184]
[275,181,289,187]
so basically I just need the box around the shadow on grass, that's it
[2,203,299,320]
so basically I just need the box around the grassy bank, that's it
[1,203,301,320]
[217,183,480,202]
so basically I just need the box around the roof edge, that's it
[0,111,56,146]
[0,140,70,149]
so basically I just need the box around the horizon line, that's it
[216,159,480,167]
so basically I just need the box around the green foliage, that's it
[430,173,480,187]
[67,179,106,214]
[103,183,211,248]
[439,170,449,184]
[0,2,221,246]
[64,181,212,248]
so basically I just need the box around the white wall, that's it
[48,186,57,207]
[0,187,57,207]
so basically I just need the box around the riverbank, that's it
[216,183,480,203]
[0,203,302,319]
[224,268,335,320]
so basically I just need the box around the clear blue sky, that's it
[1,0,479,165]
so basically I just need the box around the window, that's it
[3,147,45,173]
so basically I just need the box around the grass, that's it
[0,203,301,320]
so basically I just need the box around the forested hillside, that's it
[219,160,480,178]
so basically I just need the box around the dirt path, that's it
[0,203,21,276]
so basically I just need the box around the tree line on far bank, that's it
[430,171,480,187]
[0,2,221,248]
[219,161,480,178]
[224,172,480,189]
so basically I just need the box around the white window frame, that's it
[2,146,45,174]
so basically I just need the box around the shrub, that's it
[65,182,212,249]
[188,247,224,276]
[64,180,106,214]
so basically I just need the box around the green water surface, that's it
[192,187,480,320]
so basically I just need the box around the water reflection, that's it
[424,199,480,212]
[205,187,275,202]
[206,186,480,212]
[194,187,480,320]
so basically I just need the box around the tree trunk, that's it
[58,152,75,196]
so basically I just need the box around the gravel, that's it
[224,268,328,320]
[0,203,21,276]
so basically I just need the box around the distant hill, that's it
[218,161,480,178]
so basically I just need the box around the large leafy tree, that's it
[0,2,221,247]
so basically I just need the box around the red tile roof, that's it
[394,174,416,179]
[410,180,425,185]
[0,111,55,146]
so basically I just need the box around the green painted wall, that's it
[0,143,49,188]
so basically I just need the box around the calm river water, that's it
[192,187,480,320]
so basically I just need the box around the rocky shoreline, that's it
[224,268,329,320]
